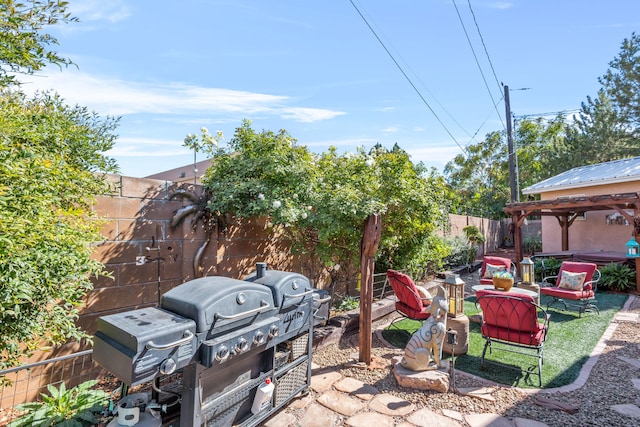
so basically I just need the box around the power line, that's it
[466,0,502,96]
[348,0,467,155]
[452,0,505,131]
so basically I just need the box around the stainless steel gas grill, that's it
[93,264,329,427]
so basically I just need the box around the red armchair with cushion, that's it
[476,289,550,387]
[479,256,516,285]
[539,261,600,316]
[386,269,431,334]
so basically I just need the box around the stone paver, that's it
[310,370,342,393]
[442,408,464,421]
[286,393,313,409]
[611,403,640,418]
[465,413,514,427]
[297,402,340,427]
[633,378,640,390]
[345,411,396,427]
[333,377,380,400]
[368,393,415,416]
[513,418,550,427]
[317,390,365,416]
[617,356,640,369]
[407,408,463,426]
[262,410,297,427]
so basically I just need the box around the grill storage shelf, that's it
[93,264,324,427]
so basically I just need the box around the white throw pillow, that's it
[558,271,587,291]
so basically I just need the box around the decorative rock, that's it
[618,356,640,369]
[457,386,496,401]
[393,359,450,393]
[408,408,463,426]
[368,393,415,416]
[611,403,640,418]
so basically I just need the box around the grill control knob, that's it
[216,345,229,362]
[268,324,279,339]
[253,331,266,346]
[235,337,249,353]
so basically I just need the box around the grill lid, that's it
[161,276,276,333]
[245,267,313,310]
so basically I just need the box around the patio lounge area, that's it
[278,270,640,427]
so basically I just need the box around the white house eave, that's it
[522,175,640,195]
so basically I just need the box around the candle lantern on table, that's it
[444,274,465,318]
[520,257,535,285]
[443,274,468,355]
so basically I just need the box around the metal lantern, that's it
[444,274,465,318]
[626,237,640,258]
[520,257,535,284]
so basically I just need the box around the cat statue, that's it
[400,285,448,371]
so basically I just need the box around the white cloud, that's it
[107,137,190,157]
[23,70,345,123]
[407,144,464,164]
[69,1,131,23]
[489,2,513,9]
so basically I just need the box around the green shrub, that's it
[535,257,561,283]
[443,236,476,268]
[9,380,109,427]
[523,236,542,254]
[335,295,359,312]
[598,262,636,292]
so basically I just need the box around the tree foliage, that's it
[0,90,118,369]
[446,33,640,218]
[199,121,449,288]
[0,0,77,87]
[444,116,566,218]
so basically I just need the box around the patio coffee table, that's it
[472,284,539,302]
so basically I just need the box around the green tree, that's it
[201,120,317,227]
[198,122,448,289]
[444,117,567,218]
[599,32,640,132]
[0,0,77,87]
[0,90,118,370]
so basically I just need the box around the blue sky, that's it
[23,0,640,178]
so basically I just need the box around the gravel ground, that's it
[310,271,640,426]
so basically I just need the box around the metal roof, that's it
[522,156,640,194]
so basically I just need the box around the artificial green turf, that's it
[381,292,628,389]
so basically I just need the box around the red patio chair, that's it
[386,269,431,335]
[476,289,550,387]
[479,256,516,285]
[539,261,601,317]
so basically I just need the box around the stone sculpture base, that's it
[392,356,450,393]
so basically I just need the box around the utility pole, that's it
[504,85,517,203]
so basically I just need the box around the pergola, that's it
[504,192,640,291]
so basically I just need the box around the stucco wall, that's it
[540,181,639,253]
